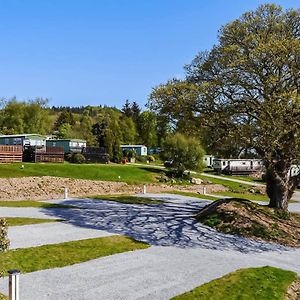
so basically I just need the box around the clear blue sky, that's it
[0,0,298,108]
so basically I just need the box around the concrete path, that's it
[0,194,299,299]
[201,173,300,202]
[8,222,116,249]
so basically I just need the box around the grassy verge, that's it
[90,195,164,205]
[165,191,219,201]
[0,236,148,274]
[172,266,297,300]
[0,163,159,184]
[197,199,300,247]
[215,191,269,202]
[198,175,250,192]
[0,201,75,208]
[6,217,61,226]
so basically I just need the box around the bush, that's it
[0,218,9,252]
[161,133,205,177]
[136,156,148,163]
[148,155,155,162]
[70,153,86,164]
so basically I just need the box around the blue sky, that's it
[0,0,298,108]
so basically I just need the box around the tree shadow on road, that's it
[42,197,289,253]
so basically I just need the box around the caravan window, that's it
[223,161,226,166]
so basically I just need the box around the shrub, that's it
[0,218,9,252]
[148,155,155,162]
[136,156,148,163]
[70,153,86,164]
[161,133,205,177]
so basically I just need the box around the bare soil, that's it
[0,176,227,201]
[197,199,300,248]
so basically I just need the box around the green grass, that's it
[5,217,61,226]
[172,266,297,300]
[0,163,159,184]
[198,175,250,192]
[215,191,269,202]
[165,191,219,201]
[0,201,75,208]
[0,236,149,274]
[203,170,264,184]
[90,195,164,205]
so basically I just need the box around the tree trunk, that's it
[265,166,294,211]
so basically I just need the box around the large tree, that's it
[186,4,300,210]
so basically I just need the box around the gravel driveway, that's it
[0,194,299,299]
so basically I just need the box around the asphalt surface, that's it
[0,194,299,299]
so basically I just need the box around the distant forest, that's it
[0,98,169,161]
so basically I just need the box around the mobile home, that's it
[203,155,214,168]
[120,145,148,156]
[0,134,46,148]
[46,139,86,154]
[213,158,263,175]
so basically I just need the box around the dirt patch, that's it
[196,198,300,247]
[286,278,300,300]
[0,176,227,201]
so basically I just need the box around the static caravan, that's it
[0,134,46,148]
[46,139,86,154]
[213,158,263,175]
[120,145,148,156]
[203,155,214,168]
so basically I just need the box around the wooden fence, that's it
[0,145,23,163]
[35,147,64,163]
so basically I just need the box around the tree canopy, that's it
[149,4,300,210]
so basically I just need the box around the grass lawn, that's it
[90,195,164,205]
[215,191,269,202]
[172,266,297,300]
[5,217,61,226]
[0,236,148,274]
[0,163,159,184]
[198,175,251,192]
[165,191,219,201]
[0,201,75,208]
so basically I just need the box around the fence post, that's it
[64,187,68,199]
[8,270,20,300]
[143,185,147,194]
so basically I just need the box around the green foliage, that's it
[69,153,86,164]
[186,4,300,209]
[0,98,51,135]
[0,218,9,252]
[161,133,205,176]
[147,155,155,162]
[172,266,297,300]
[138,111,158,147]
[0,236,149,274]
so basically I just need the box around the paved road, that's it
[0,194,299,299]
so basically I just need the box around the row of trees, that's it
[0,98,166,162]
